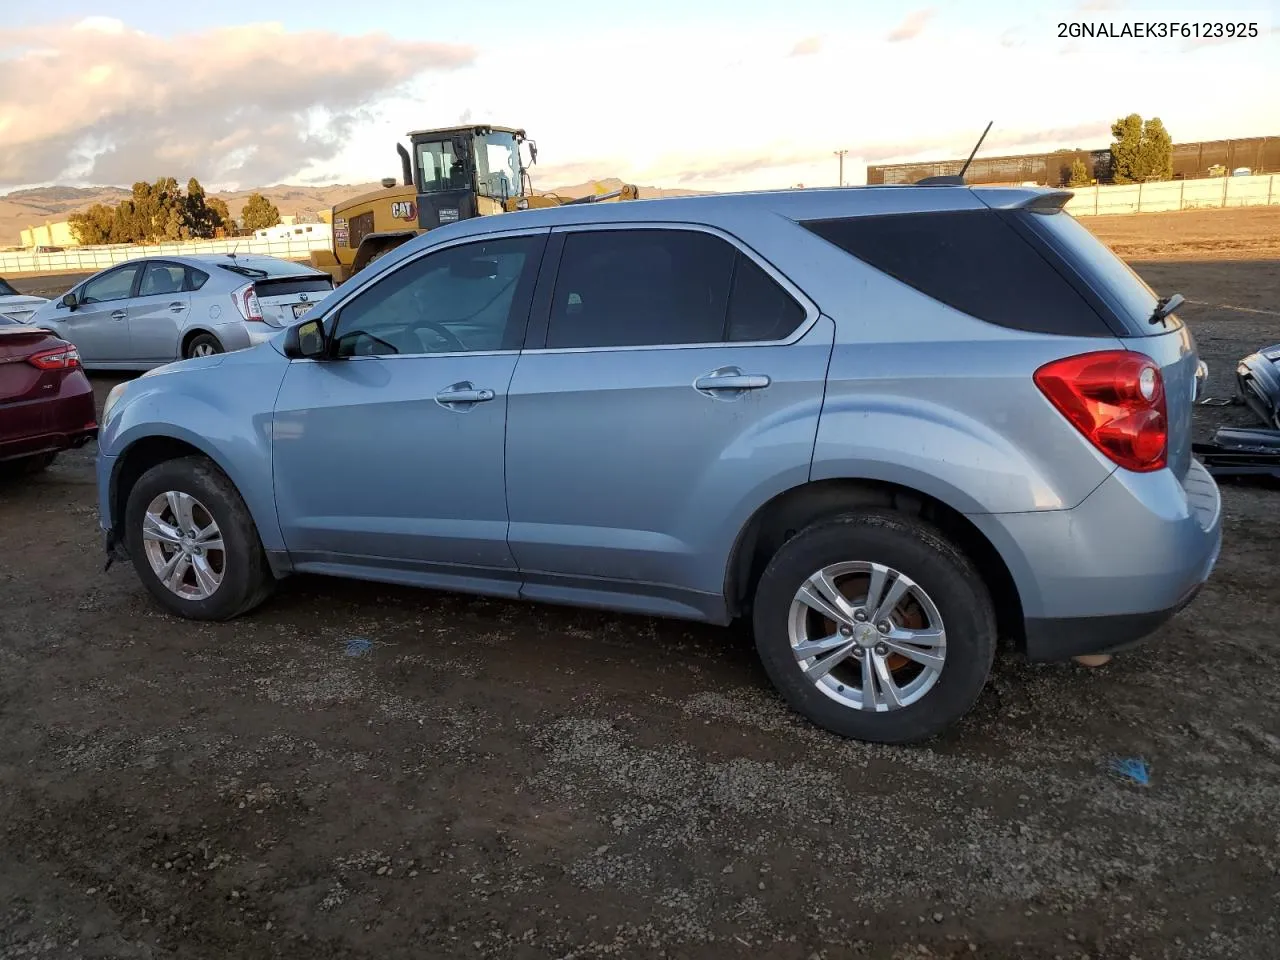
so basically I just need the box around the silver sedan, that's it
[24,254,335,370]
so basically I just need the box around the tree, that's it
[1068,158,1091,187]
[207,197,232,236]
[241,193,281,231]
[67,176,234,245]
[1110,113,1174,183]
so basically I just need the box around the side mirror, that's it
[283,317,328,359]
[61,292,78,310]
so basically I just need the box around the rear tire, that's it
[185,333,223,360]
[123,455,274,620]
[750,509,997,745]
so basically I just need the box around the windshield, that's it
[474,132,520,201]
[0,277,18,297]
[416,140,470,194]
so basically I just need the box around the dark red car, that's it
[0,316,97,476]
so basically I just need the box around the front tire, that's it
[751,509,996,745]
[123,455,274,620]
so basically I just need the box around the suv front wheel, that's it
[751,509,997,744]
[123,455,274,620]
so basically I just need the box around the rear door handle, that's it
[110,310,126,321]
[435,382,496,409]
[168,301,187,312]
[694,367,771,395]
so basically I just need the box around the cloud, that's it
[0,19,476,188]
[789,36,823,57]
[887,9,935,43]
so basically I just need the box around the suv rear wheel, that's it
[123,455,274,620]
[751,509,996,744]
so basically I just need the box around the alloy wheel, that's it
[787,560,946,712]
[141,491,225,600]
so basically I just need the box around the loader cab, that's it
[409,124,535,230]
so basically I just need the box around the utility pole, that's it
[834,149,848,187]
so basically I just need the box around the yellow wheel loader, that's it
[310,124,639,283]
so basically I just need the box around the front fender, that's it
[98,352,288,552]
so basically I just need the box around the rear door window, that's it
[546,229,737,349]
[139,262,186,297]
[726,255,807,342]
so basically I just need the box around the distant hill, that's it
[0,178,712,246]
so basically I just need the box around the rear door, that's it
[127,260,191,362]
[503,224,834,612]
[57,263,142,363]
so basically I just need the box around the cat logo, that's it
[391,200,417,221]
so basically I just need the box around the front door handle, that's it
[168,302,187,312]
[694,367,771,396]
[435,382,496,409]
[110,310,126,321]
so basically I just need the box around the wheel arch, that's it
[180,328,221,358]
[723,477,1026,649]
[108,429,288,577]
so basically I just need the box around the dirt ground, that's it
[3,208,1280,960]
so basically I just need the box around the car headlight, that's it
[102,382,129,422]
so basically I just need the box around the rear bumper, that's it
[0,424,97,461]
[968,457,1223,662]
[0,373,97,461]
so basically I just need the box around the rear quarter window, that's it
[800,209,1116,337]
[1019,208,1168,336]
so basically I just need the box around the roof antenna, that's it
[916,121,993,186]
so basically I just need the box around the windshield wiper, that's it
[1149,293,1184,326]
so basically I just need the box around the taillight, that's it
[1034,350,1167,472]
[28,345,82,370]
[232,283,263,322]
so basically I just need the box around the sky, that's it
[1,0,1278,194]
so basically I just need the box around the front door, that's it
[272,229,547,593]
[57,262,142,363]
[505,225,834,612]
[128,261,191,362]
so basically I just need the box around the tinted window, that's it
[139,262,186,297]
[187,268,209,291]
[80,264,141,304]
[727,256,806,341]
[0,277,17,297]
[1022,208,1162,333]
[333,235,542,357]
[547,229,736,349]
[801,210,1112,337]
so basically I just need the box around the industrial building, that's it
[867,135,1280,187]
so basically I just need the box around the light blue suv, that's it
[95,184,1222,743]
